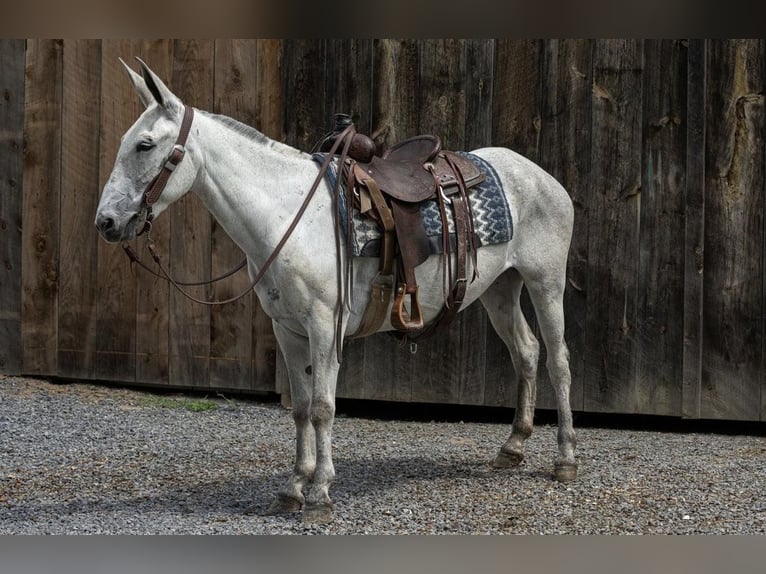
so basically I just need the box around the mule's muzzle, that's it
[95,211,139,243]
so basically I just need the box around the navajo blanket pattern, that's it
[312,151,513,258]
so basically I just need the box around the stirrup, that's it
[391,283,424,331]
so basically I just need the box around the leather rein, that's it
[123,106,357,307]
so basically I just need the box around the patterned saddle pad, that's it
[312,151,513,257]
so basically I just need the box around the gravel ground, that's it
[1,375,766,534]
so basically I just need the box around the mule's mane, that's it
[201,111,306,158]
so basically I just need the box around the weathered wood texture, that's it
[58,39,101,379]
[637,40,687,416]
[584,40,645,413]
[0,39,25,375]
[701,40,765,420]
[22,39,63,376]
[7,39,766,421]
[683,39,706,419]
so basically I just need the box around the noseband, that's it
[138,105,195,235]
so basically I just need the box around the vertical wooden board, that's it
[250,39,283,392]
[537,39,593,412]
[464,39,495,150]
[282,39,327,150]
[337,338,366,401]
[324,39,374,133]
[404,322,467,405]
[357,333,395,402]
[167,40,214,389]
[58,39,102,379]
[21,39,63,376]
[417,39,466,150]
[481,324,515,407]
[635,39,687,416]
[363,312,486,406]
[485,39,543,409]
[370,38,419,153]
[482,310,518,407]
[362,329,449,404]
[94,40,144,381]
[209,39,257,391]
[583,40,644,413]
[492,39,542,161]
[457,303,489,406]
[0,39,25,375]
[253,39,284,142]
[701,39,764,421]
[359,318,412,403]
[130,40,174,384]
[682,39,706,419]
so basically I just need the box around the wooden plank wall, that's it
[7,39,766,420]
[22,39,63,376]
[0,39,25,375]
[700,39,765,420]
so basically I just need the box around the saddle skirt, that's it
[313,151,514,258]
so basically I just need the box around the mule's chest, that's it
[250,261,331,336]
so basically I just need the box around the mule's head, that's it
[95,59,200,243]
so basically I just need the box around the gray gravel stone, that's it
[1,375,765,534]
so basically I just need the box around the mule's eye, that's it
[136,141,155,152]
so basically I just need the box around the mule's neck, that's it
[190,111,317,262]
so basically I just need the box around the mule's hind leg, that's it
[265,321,316,514]
[524,272,577,482]
[480,269,540,469]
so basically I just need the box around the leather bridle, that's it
[136,105,195,236]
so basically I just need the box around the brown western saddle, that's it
[316,114,485,340]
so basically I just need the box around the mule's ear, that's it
[135,57,182,115]
[119,58,153,108]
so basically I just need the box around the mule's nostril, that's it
[96,216,115,233]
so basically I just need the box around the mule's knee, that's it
[292,400,311,423]
[309,396,335,428]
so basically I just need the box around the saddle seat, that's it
[357,135,484,203]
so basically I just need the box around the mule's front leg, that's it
[302,342,341,524]
[266,322,316,515]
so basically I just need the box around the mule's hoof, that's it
[303,503,334,524]
[492,448,524,468]
[553,462,578,483]
[265,494,303,515]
